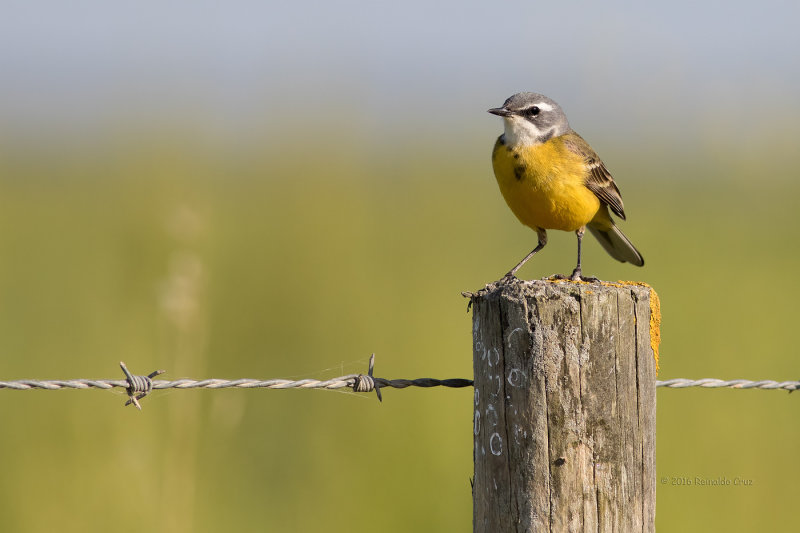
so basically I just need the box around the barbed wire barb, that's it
[119,362,165,410]
[352,354,381,401]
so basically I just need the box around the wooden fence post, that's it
[470,279,658,532]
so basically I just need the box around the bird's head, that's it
[488,92,570,147]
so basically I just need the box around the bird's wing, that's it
[563,133,626,220]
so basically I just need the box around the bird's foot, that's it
[499,272,518,284]
[548,269,599,283]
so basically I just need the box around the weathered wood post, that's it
[469,279,659,532]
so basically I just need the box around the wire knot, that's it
[120,362,165,410]
[353,373,375,393]
[353,354,382,401]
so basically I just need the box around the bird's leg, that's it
[549,227,598,282]
[502,228,547,281]
[569,226,598,282]
[569,226,586,280]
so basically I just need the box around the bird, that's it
[488,92,644,281]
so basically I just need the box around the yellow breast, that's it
[491,135,600,232]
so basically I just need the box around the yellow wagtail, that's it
[488,92,644,281]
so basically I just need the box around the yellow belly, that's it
[491,136,600,232]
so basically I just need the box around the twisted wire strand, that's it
[656,378,800,391]
[0,377,372,392]
[2,369,797,398]
[0,356,474,408]
[3,378,795,392]
[151,377,360,390]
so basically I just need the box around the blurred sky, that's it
[2,0,799,147]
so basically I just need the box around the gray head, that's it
[488,92,570,146]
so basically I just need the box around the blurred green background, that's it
[1,1,799,531]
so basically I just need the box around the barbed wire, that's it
[0,356,473,408]
[655,378,799,392]
[0,358,795,409]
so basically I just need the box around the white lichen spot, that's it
[490,433,503,456]
[506,327,525,347]
[512,424,522,444]
[507,368,526,387]
[485,404,498,427]
[487,347,500,367]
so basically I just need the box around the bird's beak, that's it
[488,107,512,117]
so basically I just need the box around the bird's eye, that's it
[527,106,540,117]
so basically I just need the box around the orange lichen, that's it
[538,277,661,372]
[647,287,661,373]
[615,281,661,373]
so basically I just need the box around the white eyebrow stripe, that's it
[531,102,553,111]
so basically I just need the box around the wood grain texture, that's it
[470,279,656,533]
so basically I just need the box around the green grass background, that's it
[0,122,798,531]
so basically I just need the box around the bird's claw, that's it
[500,272,518,284]
[548,270,600,283]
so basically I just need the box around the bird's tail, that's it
[587,220,644,266]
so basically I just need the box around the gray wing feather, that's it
[588,222,645,266]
